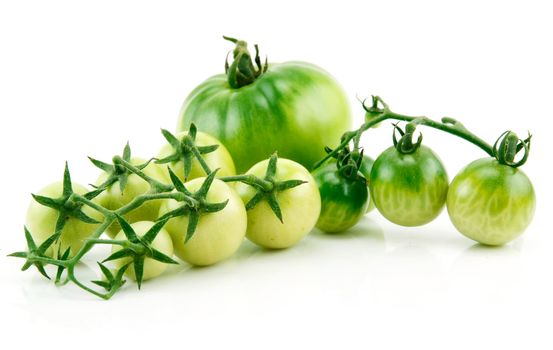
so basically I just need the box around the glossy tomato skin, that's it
[159,178,247,266]
[357,155,375,213]
[157,131,236,182]
[177,62,351,173]
[94,158,166,238]
[26,182,99,257]
[370,146,449,227]
[235,158,321,249]
[111,221,174,281]
[447,158,535,246]
[312,163,369,233]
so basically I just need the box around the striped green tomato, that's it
[447,158,536,245]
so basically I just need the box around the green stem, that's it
[114,156,173,192]
[314,106,494,169]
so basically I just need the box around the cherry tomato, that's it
[447,158,536,245]
[312,162,369,233]
[370,145,449,226]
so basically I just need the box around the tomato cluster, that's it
[11,37,536,300]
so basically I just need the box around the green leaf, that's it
[265,153,278,180]
[7,251,28,258]
[150,249,179,265]
[266,192,283,223]
[62,162,73,197]
[161,129,181,148]
[133,257,145,290]
[197,145,219,154]
[31,194,60,209]
[196,169,219,198]
[71,209,101,224]
[91,280,110,290]
[245,191,264,210]
[35,263,51,280]
[188,123,198,140]
[167,167,188,194]
[23,226,37,251]
[204,199,229,213]
[155,153,181,165]
[122,142,131,161]
[88,156,114,172]
[55,247,71,283]
[103,248,133,263]
[185,212,200,243]
[37,231,61,255]
[183,153,193,181]
[276,180,306,192]
[84,188,104,200]
[157,205,189,221]
[97,261,114,282]
[54,214,67,235]
[141,218,169,244]
[118,172,129,193]
[115,215,139,243]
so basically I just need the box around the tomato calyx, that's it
[101,215,178,289]
[392,122,423,154]
[89,143,156,193]
[493,130,532,168]
[322,144,367,184]
[223,35,268,89]
[157,168,229,243]
[91,262,128,293]
[31,163,101,234]
[156,124,219,181]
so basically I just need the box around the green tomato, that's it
[312,163,369,233]
[235,158,321,249]
[370,146,449,226]
[357,154,376,213]
[157,131,236,182]
[26,182,98,257]
[111,221,174,281]
[159,178,247,266]
[94,158,166,238]
[447,158,535,246]
[177,62,351,173]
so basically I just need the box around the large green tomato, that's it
[159,178,247,266]
[177,62,351,173]
[370,146,449,226]
[312,162,369,233]
[235,158,321,249]
[26,182,98,257]
[157,130,236,182]
[111,221,174,281]
[93,158,166,238]
[447,158,536,245]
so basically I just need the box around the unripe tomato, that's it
[235,158,321,249]
[26,182,99,257]
[159,178,247,266]
[312,162,369,233]
[447,158,536,245]
[370,146,449,226]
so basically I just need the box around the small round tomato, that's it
[447,158,535,245]
[26,182,98,257]
[94,158,166,238]
[312,162,369,233]
[370,145,449,226]
[157,131,236,182]
[357,154,375,213]
[159,178,247,266]
[111,221,174,281]
[235,158,321,249]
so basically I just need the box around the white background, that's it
[1,1,552,349]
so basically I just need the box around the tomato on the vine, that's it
[234,158,321,249]
[159,177,247,266]
[93,158,166,238]
[370,145,449,226]
[447,158,535,245]
[312,162,369,233]
[26,181,99,257]
[111,221,174,281]
[157,130,236,182]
